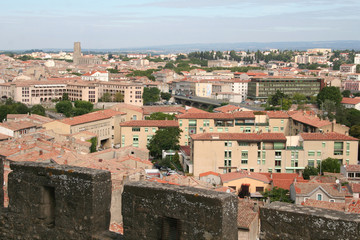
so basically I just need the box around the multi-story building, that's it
[0,81,67,104]
[340,64,356,74]
[247,77,324,100]
[343,80,360,92]
[189,132,358,177]
[354,54,360,65]
[43,109,126,148]
[119,120,179,149]
[341,97,360,111]
[96,82,143,106]
[66,81,98,103]
[231,79,249,102]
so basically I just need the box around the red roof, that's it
[302,199,345,212]
[180,145,191,156]
[59,109,125,126]
[300,132,358,141]
[214,105,241,113]
[177,112,235,119]
[346,165,360,172]
[341,97,360,105]
[266,111,289,119]
[120,120,178,127]
[291,112,331,128]
[221,171,270,183]
[199,171,220,178]
[191,132,286,141]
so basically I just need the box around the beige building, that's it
[96,82,144,106]
[190,132,358,177]
[67,81,98,103]
[119,120,179,149]
[43,109,126,148]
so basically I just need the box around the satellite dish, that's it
[335,179,340,184]
[226,189,230,193]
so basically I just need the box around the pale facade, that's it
[67,81,98,103]
[96,82,144,106]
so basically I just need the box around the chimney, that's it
[39,150,43,156]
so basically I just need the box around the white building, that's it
[81,71,109,81]
[231,79,249,102]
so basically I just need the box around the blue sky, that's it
[1,0,360,49]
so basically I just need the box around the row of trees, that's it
[55,100,94,117]
[99,92,124,102]
[0,98,45,122]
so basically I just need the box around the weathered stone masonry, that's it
[0,161,119,240]
[122,181,238,240]
[260,202,360,240]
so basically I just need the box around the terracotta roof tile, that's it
[0,121,37,131]
[214,105,241,113]
[177,112,236,119]
[302,199,346,212]
[59,109,125,126]
[341,97,360,105]
[221,171,270,183]
[266,111,289,119]
[346,165,360,172]
[143,106,184,115]
[191,132,286,141]
[291,112,331,128]
[301,132,358,141]
[199,171,220,178]
[120,120,178,127]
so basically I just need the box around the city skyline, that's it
[1,0,360,50]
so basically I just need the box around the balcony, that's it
[287,146,304,150]
[255,122,269,126]
[235,122,255,126]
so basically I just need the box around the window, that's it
[346,142,350,150]
[256,187,264,192]
[322,142,326,148]
[317,193,323,201]
[317,151,321,157]
[121,135,125,147]
[273,127,279,132]
[147,135,152,144]
[217,128,223,132]
[189,120,197,127]
[308,151,315,156]
[241,150,248,164]
[348,173,355,178]
[308,160,314,167]
[329,199,335,203]
[281,120,284,124]
[132,127,140,132]
[132,135,139,147]
[275,151,282,158]
[145,128,148,132]
[245,127,251,133]
[203,120,209,127]
[210,127,213,132]
[152,128,156,133]
[179,120,182,127]
[238,142,249,146]
[224,141,232,147]
[334,142,344,155]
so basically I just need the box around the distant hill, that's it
[2,40,360,54]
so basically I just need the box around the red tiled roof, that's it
[291,112,330,128]
[293,182,351,197]
[347,199,360,213]
[191,133,286,141]
[180,145,191,156]
[143,106,184,115]
[176,112,234,119]
[221,171,270,183]
[59,109,125,126]
[199,171,220,178]
[266,111,289,119]
[350,183,360,193]
[0,133,11,140]
[300,132,358,141]
[0,121,36,131]
[214,105,241,113]
[262,173,306,190]
[178,107,208,114]
[341,97,360,105]
[346,165,360,172]
[120,120,178,127]
[237,199,259,229]
[233,111,255,119]
[302,199,345,212]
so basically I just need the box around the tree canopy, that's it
[262,187,293,203]
[317,87,342,107]
[0,99,30,122]
[74,100,93,112]
[160,92,172,101]
[303,166,318,180]
[318,158,341,174]
[31,104,45,116]
[142,87,160,105]
[147,112,175,120]
[55,101,73,117]
[147,127,182,159]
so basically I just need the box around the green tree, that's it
[62,93,69,101]
[262,187,293,203]
[342,90,351,98]
[31,104,45,116]
[345,109,360,127]
[142,87,160,105]
[88,137,97,153]
[114,92,124,102]
[100,93,112,102]
[303,166,318,180]
[292,93,306,104]
[161,92,172,101]
[14,103,30,114]
[318,158,341,174]
[0,105,11,122]
[74,100,93,112]
[55,101,73,117]
[147,112,175,120]
[350,125,360,139]
[72,108,89,116]
[164,62,175,69]
[317,86,342,107]
[147,127,182,159]
[269,90,287,106]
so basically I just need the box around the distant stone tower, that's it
[73,42,81,64]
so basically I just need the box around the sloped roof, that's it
[199,171,220,178]
[301,199,345,212]
[120,120,178,127]
[191,132,286,141]
[214,105,241,113]
[293,182,351,197]
[221,171,270,183]
[0,121,36,131]
[341,97,360,105]
[301,132,358,141]
[291,112,331,128]
[58,109,125,126]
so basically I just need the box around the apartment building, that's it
[341,97,360,111]
[0,81,67,104]
[43,109,126,148]
[96,82,144,106]
[119,120,179,149]
[340,64,356,74]
[66,81,98,103]
[231,79,249,101]
[248,77,324,100]
[189,132,358,177]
